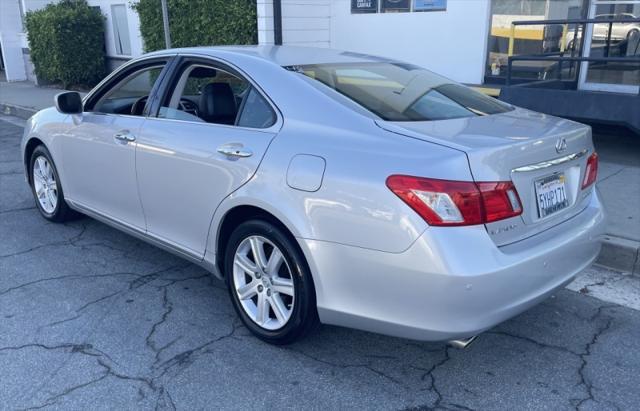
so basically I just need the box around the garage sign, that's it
[351,0,378,13]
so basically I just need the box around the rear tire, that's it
[29,145,76,222]
[224,219,319,344]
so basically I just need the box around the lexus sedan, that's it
[21,46,605,345]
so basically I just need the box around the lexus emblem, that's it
[555,138,567,153]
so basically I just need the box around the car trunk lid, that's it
[377,108,596,246]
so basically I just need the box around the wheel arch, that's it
[215,204,304,278]
[23,137,46,184]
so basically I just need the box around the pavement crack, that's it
[597,167,625,183]
[146,287,175,364]
[154,321,241,380]
[0,205,36,214]
[288,347,406,387]
[487,330,582,356]
[0,222,88,259]
[409,346,452,409]
[23,374,110,410]
[128,264,190,290]
[96,358,155,390]
[0,272,139,298]
[572,305,615,410]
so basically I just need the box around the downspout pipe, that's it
[273,0,283,45]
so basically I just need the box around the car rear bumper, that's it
[304,189,606,341]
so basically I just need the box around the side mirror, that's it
[55,92,83,114]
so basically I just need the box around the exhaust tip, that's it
[448,335,478,349]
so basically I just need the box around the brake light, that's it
[386,175,522,226]
[581,152,598,189]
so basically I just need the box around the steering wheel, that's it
[178,98,199,117]
[130,95,149,116]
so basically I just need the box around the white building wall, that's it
[260,0,492,84]
[87,0,144,60]
[0,0,28,81]
[257,0,332,46]
[281,0,330,47]
[257,0,275,44]
[1,0,144,83]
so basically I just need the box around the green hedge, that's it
[25,0,106,88]
[133,0,258,52]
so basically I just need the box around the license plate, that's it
[535,173,569,218]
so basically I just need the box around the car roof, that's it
[146,45,395,67]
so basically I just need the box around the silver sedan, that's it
[21,46,606,345]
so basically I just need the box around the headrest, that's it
[199,82,237,124]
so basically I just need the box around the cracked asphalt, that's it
[1,117,639,410]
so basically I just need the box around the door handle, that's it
[114,130,136,144]
[217,144,253,158]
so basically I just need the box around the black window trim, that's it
[147,54,281,131]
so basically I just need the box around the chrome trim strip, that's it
[512,149,588,172]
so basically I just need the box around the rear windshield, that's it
[286,62,513,121]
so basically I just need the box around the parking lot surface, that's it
[1,118,639,410]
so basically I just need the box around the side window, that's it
[92,65,163,116]
[159,64,249,125]
[237,88,276,128]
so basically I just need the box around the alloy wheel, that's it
[232,235,295,330]
[32,155,58,214]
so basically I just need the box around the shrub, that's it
[26,0,106,88]
[133,0,258,52]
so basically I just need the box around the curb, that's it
[1,102,36,120]
[597,235,640,277]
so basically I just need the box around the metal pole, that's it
[161,0,172,49]
[508,24,515,56]
[605,22,612,58]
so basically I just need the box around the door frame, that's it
[83,54,179,115]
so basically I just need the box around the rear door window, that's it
[157,63,274,128]
[237,88,276,128]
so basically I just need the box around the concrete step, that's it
[597,235,640,276]
[1,102,36,120]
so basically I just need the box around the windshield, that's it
[286,62,513,121]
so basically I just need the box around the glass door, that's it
[578,0,640,93]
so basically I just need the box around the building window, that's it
[485,0,588,82]
[111,4,131,56]
[584,0,640,87]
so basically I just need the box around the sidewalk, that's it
[592,130,640,275]
[0,80,86,118]
[1,80,638,275]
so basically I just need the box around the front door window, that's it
[91,65,164,116]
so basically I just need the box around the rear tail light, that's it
[386,175,522,227]
[581,152,598,189]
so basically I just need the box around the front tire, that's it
[225,219,318,344]
[29,145,75,222]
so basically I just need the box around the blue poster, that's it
[413,0,446,11]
